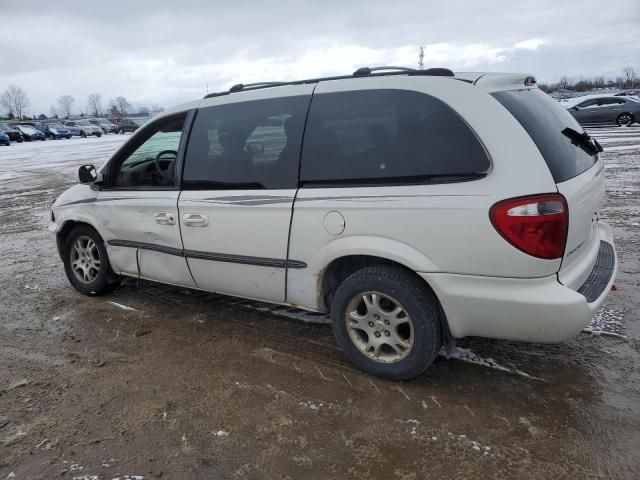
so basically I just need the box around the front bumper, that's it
[421,239,617,343]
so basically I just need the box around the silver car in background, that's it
[64,120,103,138]
[566,95,640,126]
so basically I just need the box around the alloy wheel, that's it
[345,291,414,363]
[70,236,101,283]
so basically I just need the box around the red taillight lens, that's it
[490,194,568,259]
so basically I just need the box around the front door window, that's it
[111,115,185,188]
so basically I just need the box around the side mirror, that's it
[78,164,98,184]
[246,141,264,156]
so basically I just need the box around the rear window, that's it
[300,89,490,185]
[492,89,597,183]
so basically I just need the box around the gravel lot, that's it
[1,128,639,479]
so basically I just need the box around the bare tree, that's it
[150,104,165,114]
[110,96,131,116]
[557,76,571,90]
[137,105,150,115]
[87,93,102,117]
[0,85,31,119]
[57,95,75,119]
[623,66,637,88]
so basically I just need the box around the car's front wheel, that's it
[62,225,121,295]
[331,265,442,380]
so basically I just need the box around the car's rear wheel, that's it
[80,130,87,138]
[62,225,121,295]
[616,113,634,126]
[330,265,442,380]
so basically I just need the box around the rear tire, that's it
[330,265,442,380]
[62,225,121,295]
[616,113,634,126]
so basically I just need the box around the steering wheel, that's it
[154,150,177,182]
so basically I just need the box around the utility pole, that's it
[418,46,425,70]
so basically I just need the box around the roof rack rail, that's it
[229,81,287,93]
[353,66,416,76]
[203,66,456,99]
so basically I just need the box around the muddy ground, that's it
[1,129,639,479]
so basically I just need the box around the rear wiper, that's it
[561,127,603,156]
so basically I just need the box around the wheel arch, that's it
[55,219,103,259]
[319,254,453,345]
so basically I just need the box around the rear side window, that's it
[300,89,489,185]
[183,95,310,189]
[492,89,597,183]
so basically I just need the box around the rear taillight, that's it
[490,194,568,259]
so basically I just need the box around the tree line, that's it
[0,85,163,120]
[538,66,637,93]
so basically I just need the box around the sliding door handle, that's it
[154,212,175,225]
[183,213,209,227]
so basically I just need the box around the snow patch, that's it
[107,301,138,312]
[441,346,547,382]
[584,307,626,337]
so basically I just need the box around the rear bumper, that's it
[421,234,617,343]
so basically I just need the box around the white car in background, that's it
[64,120,103,138]
[49,67,617,380]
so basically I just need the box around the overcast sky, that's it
[2,0,638,115]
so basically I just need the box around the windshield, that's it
[77,121,92,126]
[492,89,598,183]
[19,126,37,133]
[47,123,64,128]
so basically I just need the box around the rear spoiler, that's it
[455,72,537,92]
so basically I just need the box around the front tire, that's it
[330,265,442,380]
[62,225,121,295]
[80,130,87,138]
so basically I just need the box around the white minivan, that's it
[50,67,617,380]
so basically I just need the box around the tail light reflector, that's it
[490,194,568,259]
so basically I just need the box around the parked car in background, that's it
[614,90,640,98]
[15,124,46,141]
[37,122,72,139]
[0,123,23,142]
[50,68,616,380]
[88,118,118,134]
[64,120,102,138]
[117,118,143,134]
[0,130,10,146]
[566,95,640,126]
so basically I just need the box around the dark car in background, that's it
[15,124,46,141]
[0,130,9,146]
[117,118,143,133]
[37,122,72,139]
[566,95,640,126]
[0,123,23,142]
[88,118,118,134]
